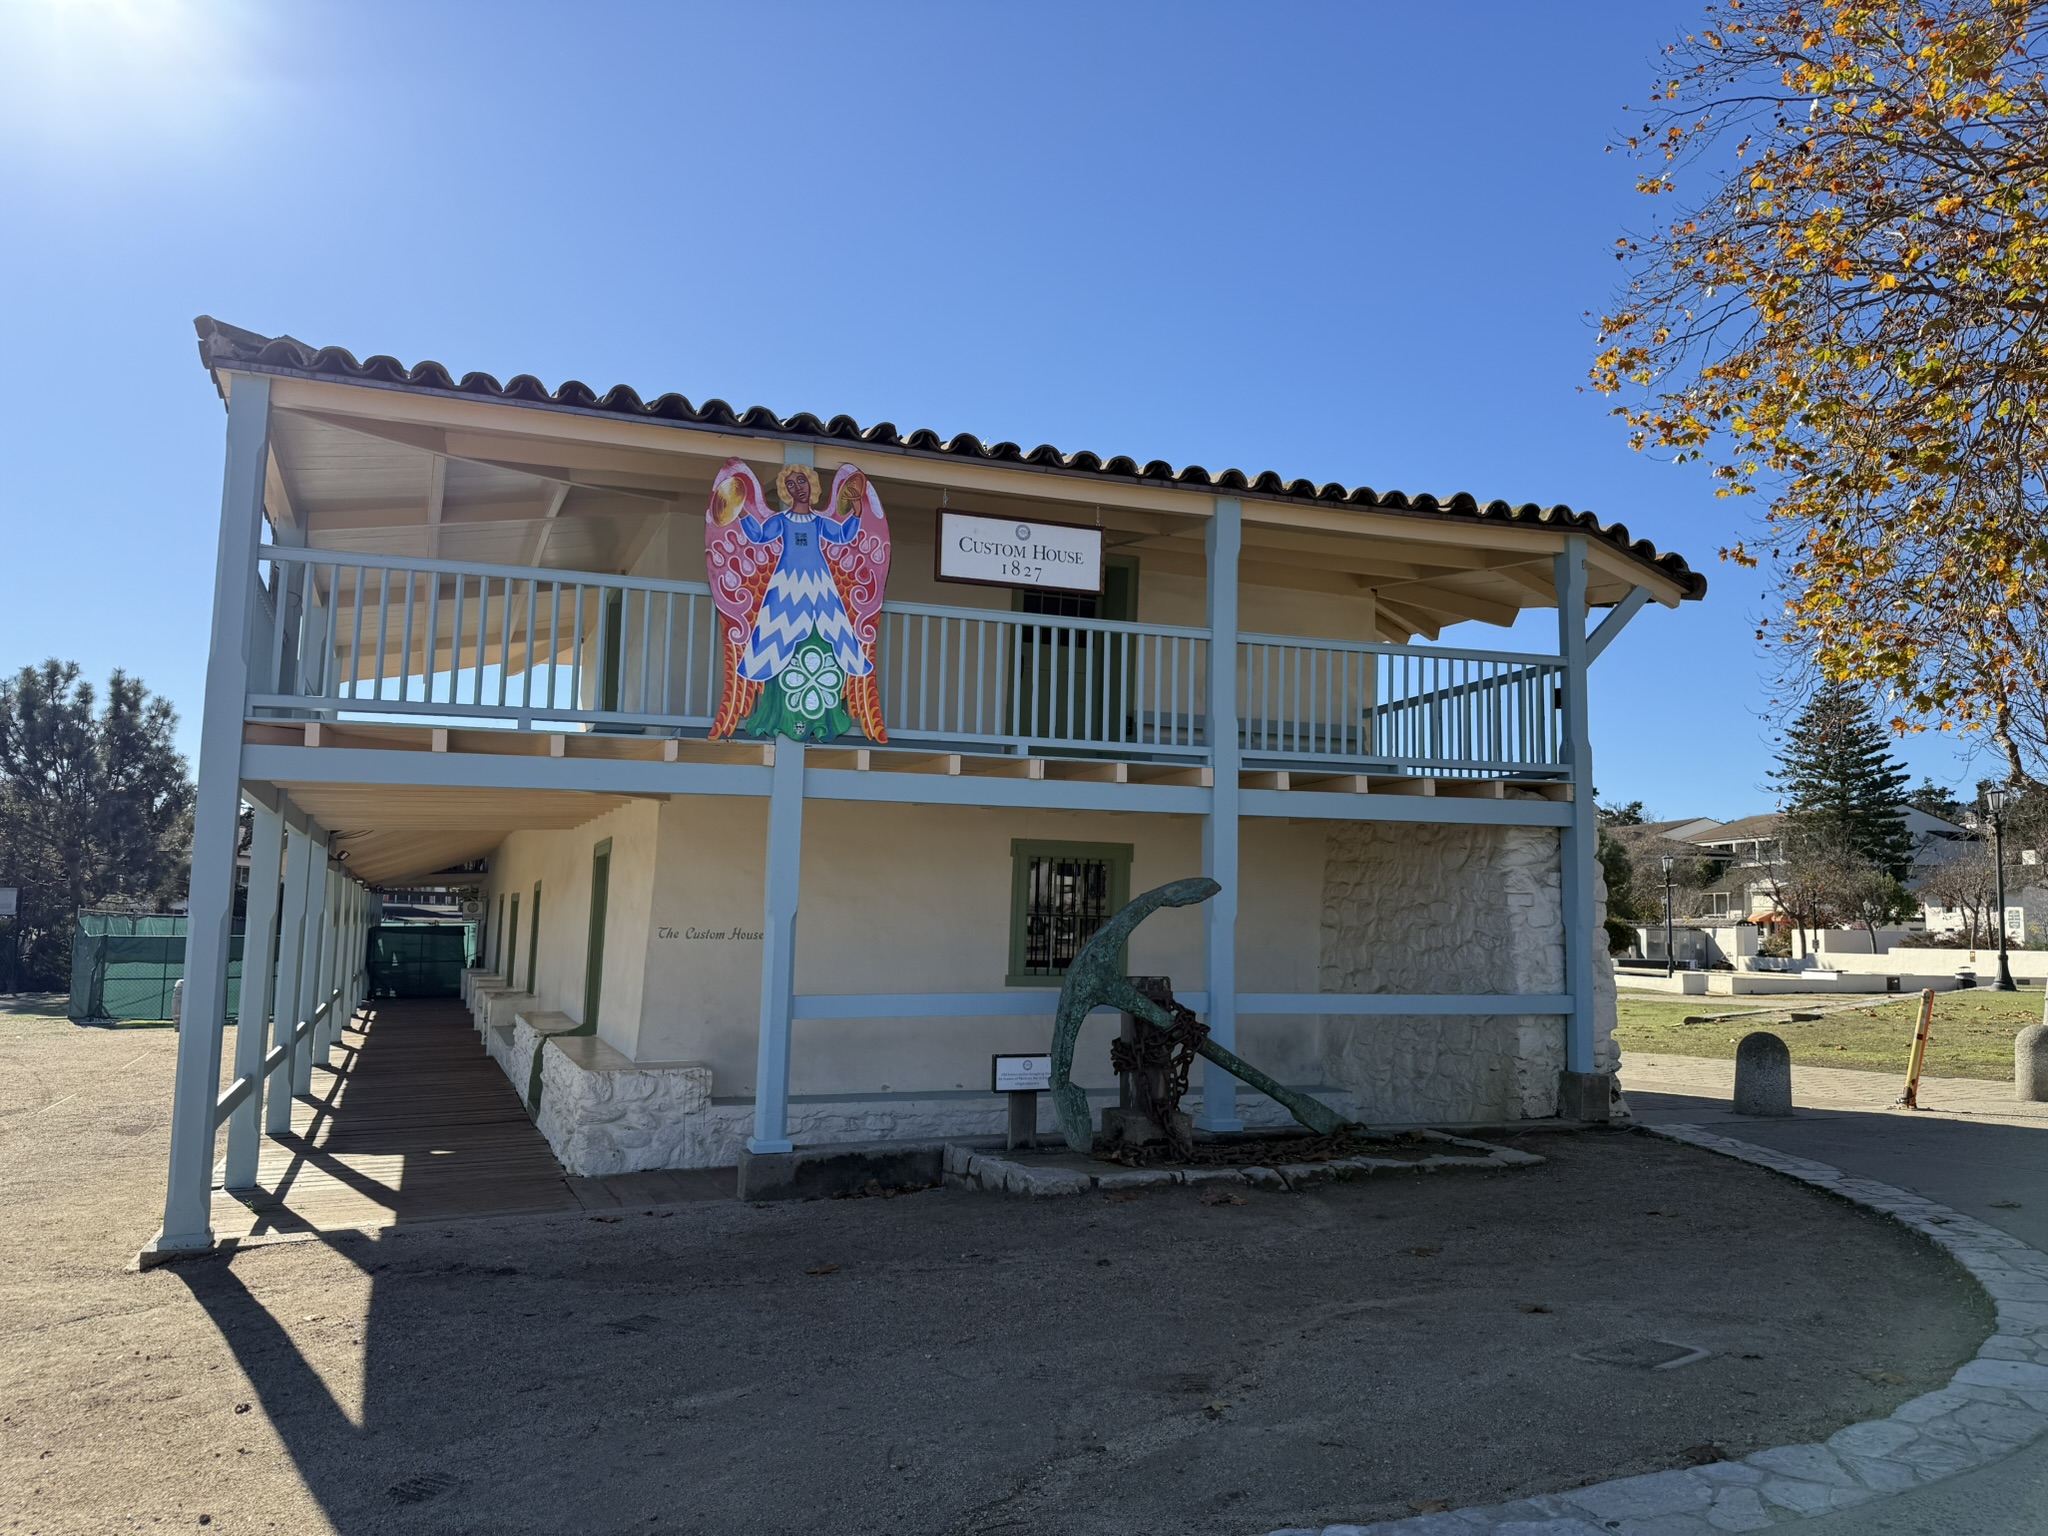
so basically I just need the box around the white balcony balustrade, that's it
[251,548,1567,778]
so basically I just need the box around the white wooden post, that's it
[1198,497,1244,1131]
[148,374,272,1255]
[344,887,361,1016]
[313,864,341,1064]
[334,886,351,1030]
[747,739,805,1155]
[357,888,369,1009]
[1554,536,1598,1080]
[348,885,366,1016]
[224,801,284,1189]
[266,823,313,1133]
[292,841,330,1096]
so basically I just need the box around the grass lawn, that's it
[1615,987,2042,1081]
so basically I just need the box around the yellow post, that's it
[1899,988,1935,1109]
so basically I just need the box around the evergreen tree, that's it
[1904,778,1968,826]
[1771,690,1915,880]
[0,661,192,989]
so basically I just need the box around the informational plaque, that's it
[937,511,1103,596]
[0,888,15,918]
[991,1053,1052,1093]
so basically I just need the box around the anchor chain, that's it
[1106,995,1208,1161]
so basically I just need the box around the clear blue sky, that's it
[0,0,1994,820]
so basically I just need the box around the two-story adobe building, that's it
[149,317,1704,1254]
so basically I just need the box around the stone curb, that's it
[944,1133,1544,1198]
[1258,1123,2048,1536]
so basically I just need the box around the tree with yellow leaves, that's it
[1594,0,2048,783]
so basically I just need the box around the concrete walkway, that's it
[1623,1053,2048,1532]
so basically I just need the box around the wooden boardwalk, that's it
[210,999,730,1243]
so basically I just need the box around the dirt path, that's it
[0,1014,1995,1536]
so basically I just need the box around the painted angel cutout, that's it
[705,457,892,742]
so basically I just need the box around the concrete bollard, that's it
[2018,1024,2048,1103]
[1733,1031,1794,1117]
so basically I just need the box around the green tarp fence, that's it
[366,923,475,999]
[68,912,244,1023]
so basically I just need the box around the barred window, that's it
[1008,840,1131,985]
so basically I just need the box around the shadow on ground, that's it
[0,1008,2012,1536]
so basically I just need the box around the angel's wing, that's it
[704,458,780,740]
[821,464,892,743]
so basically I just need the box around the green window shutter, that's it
[1006,839,1132,988]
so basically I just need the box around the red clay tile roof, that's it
[195,316,1706,599]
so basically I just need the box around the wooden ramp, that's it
[210,999,730,1242]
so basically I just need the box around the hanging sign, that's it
[937,511,1103,596]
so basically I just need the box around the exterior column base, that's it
[1556,1070,1613,1123]
[135,1226,216,1268]
[737,1141,944,1201]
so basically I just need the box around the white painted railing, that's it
[252,548,1565,776]
[255,549,726,728]
[878,602,1209,756]
[1237,634,1563,774]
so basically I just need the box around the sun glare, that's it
[0,0,257,164]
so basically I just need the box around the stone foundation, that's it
[482,1015,1362,1173]
[474,988,538,1038]
[532,1038,716,1177]
[1317,822,1617,1122]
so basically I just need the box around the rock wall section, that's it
[1316,822,1616,1122]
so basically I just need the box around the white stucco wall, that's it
[478,797,661,1060]
[474,793,1592,1163]
[635,800,1252,1098]
[1316,822,1614,1122]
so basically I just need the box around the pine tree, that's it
[0,661,193,988]
[1771,690,1915,880]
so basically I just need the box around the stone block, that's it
[1317,822,1608,1124]
[735,1140,944,1201]
[2018,1024,2048,1102]
[1733,1032,1794,1117]
[529,1043,715,1177]
[1556,1070,1613,1122]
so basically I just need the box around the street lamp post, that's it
[1662,854,1676,979]
[1988,785,2016,992]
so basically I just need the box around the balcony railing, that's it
[1239,634,1563,775]
[251,548,1566,777]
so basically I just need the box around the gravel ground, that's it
[0,1013,1994,1536]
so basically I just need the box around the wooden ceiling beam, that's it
[283,409,683,503]
[425,455,447,558]
[1375,597,1444,642]
[1374,584,1523,628]
[523,482,573,566]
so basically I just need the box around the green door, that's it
[525,882,541,994]
[583,840,611,1029]
[1012,556,1138,747]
